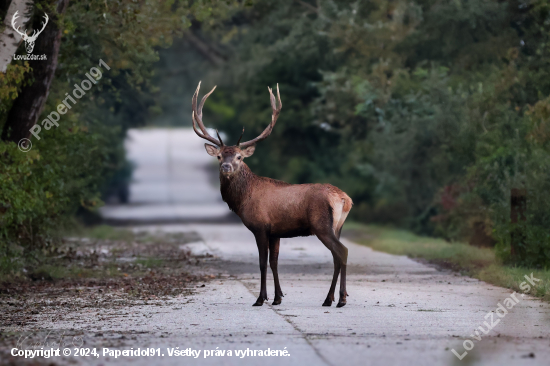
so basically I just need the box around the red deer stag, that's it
[191,82,352,307]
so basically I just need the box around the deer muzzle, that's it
[221,163,233,174]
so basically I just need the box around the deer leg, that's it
[335,241,348,308]
[317,232,348,307]
[333,216,349,306]
[322,254,340,306]
[269,237,283,305]
[253,232,269,306]
[336,226,343,240]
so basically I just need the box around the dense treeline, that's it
[0,0,236,274]
[1,0,549,272]
[196,0,550,267]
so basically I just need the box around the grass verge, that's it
[343,222,550,301]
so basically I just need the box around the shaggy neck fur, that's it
[220,163,256,213]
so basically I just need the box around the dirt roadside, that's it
[0,229,222,366]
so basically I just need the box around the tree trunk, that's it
[1,0,69,143]
[0,0,33,73]
[510,188,527,260]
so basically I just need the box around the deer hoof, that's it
[272,299,281,305]
[253,297,266,306]
[322,299,332,307]
[336,301,346,308]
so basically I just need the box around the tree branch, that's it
[185,31,227,66]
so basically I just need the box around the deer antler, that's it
[239,84,282,148]
[236,127,245,146]
[11,11,28,38]
[27,13,49,42]
[191,81,223,146]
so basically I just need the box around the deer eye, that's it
[217,156,221,160]
[237,156,242,160]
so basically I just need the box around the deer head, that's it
[192,82,282,177]
[12,11,49,54]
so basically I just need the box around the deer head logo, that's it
[11,11,48,54]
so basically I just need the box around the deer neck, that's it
[220,163,255,213]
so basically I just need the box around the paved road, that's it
[100,128,234,223]
[29,223,550,366]
[35,129,550,365]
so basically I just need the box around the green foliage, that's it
[0,114,120,273]
[0,0,237,275]
[0,63,31,116]
[3,0,550,271]
[195,0,550,267]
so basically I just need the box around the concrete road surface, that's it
[100,128,235,223]
[20,129,550,366]
[22,223,550,366]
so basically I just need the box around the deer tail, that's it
[342,192,353,213]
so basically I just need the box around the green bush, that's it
[0,0,236,276]
[0,115,124,274]
[204,0,550,267]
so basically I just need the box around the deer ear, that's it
[205,143,219,156]
[241,145,256,158]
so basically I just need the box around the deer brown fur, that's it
[192,82,352,307]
